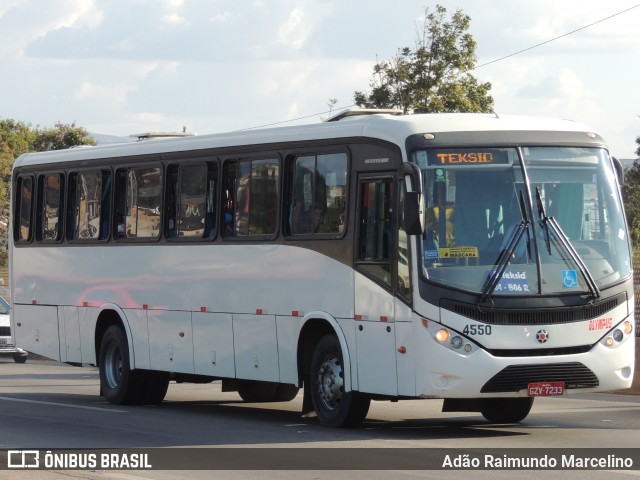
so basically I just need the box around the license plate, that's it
[527,381,565,397]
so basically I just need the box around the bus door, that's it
[354,175,398,395]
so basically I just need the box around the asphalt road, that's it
[0,359,639,480]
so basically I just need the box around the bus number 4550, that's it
[463,325,492,336]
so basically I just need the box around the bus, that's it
[9,110,635,427]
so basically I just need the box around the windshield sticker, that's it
[489,270,530,294]
[561,270,579,288]
[424,249,439,261]
[439,246,478,259]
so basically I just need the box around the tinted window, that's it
[166,163,217,239]
[288,153,347,235]
[223,159,279,237]
[114,166,162,239]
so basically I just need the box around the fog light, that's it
[436,329,450,343]
[605,337,614,347]
[450,336,463,349]
[464,344,473,353]
[612,329,624,342]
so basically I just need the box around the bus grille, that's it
[441,292,624,326]
[481,362,599,393]
[0,327,10,336]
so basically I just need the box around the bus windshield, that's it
[415,146,631,296]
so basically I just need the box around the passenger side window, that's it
[287,153,348,236]
[222,158,279,237]
[14,175,34,243]
[37,173,64,242]
[165,162,218,239]
[67,170,111,241]
[114,166,162,240]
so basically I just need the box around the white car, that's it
[0,296,28,363]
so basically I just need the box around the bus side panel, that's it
[13,304,61,362]
[148,310,194,374]
[59,306,81,363]
[233,313,279,382]
[276,315,300,386]
[193,312,235,378]
[123,309,150,370]
[79,307,98,365]
[394,303,417,397]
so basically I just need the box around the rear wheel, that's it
[309,334,370,427]
[480,397,534,423]
[139,371,170,404]
[237,380,279,402]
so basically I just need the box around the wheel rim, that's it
[316,354,343,411]
[103,341,123,389]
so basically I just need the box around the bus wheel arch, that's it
[297,316,370,427]
[297,316,353,392]
[95,309,169,405]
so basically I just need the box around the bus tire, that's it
[273,384,300,402]
[480,397,534,423]
[139,371,170,404]
[237,380,279,402]
[99,325,144,405]
[309,334,370,427]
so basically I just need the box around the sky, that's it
[0,0,639,158]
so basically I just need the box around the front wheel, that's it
[309,334,370,427]
[480,397,534,423]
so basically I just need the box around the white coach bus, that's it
[10,110,635,427]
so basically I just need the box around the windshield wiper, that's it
[535,187,600,299]
[480,191,531,303]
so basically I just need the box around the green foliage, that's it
[354,5,494,114]
[32,121,96,152]
[0,118,95,266]
[623,136,640,243]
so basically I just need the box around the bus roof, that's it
[13,112,603,168]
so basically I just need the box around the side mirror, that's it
[612,156,624,187]
[400,163,424,235]
[404,191,423,235]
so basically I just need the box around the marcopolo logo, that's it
[8,450,40,468]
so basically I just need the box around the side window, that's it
[68,171,110,240]
[222,158,279,237]
[166,162,217,239]
[37,173,64,242]
[114,166,162,240]
[14,175,34,243]
[357,178,393,287]
[288,152,348,235]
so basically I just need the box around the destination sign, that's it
[426,149,511,166]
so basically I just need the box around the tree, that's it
[354,5,493,114]
[31,121,95,152]
[622,136,640,244]
[0,119,95,265]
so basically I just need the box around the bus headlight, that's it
[426,323,475,355]
[601,320,634,348]
[436,329,450,343]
